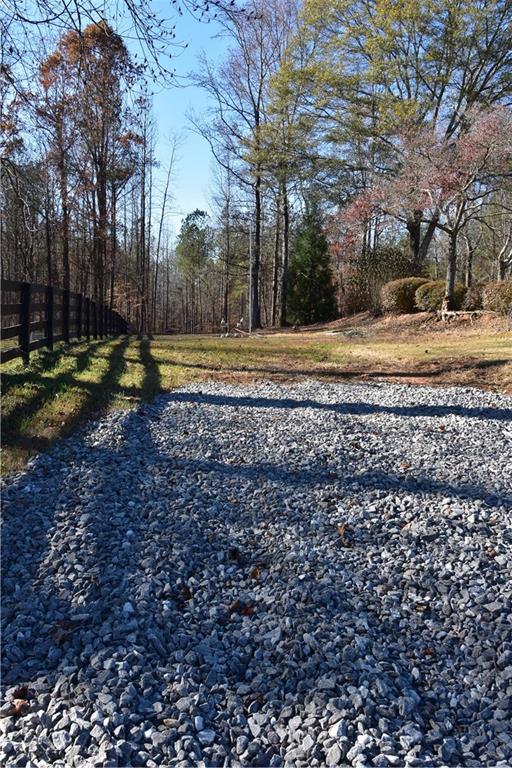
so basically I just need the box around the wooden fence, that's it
[1,279,128,365]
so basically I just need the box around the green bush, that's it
[380,277,430,313]
[462,283,484,311]
[482,281,512,315]
[414,280,466,311]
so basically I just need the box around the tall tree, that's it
[287,204,336,325]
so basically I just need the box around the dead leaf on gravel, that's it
[2,699,29,718]
[227,547,242,564]
[337,523,353,547]
[11,686,30,700]
[180,585,192,601]
[52,619,81,645]
[249,561,267,580]
[228,600,255,617]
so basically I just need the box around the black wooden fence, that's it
[1,279,128,365]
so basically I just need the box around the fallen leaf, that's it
[228,600,255,617]
[180,585,192,601]
[227,547,242,564]
[337,523,353,547]
[52,618,81,645]
[12,686,30,700]
[3,699,29,718]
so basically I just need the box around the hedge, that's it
[380,277,430,313]
[482,281,512,315]
[414,280,466,311]
[461,283,484,311]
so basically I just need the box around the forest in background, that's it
[2,0,512,334]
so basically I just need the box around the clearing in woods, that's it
[1,311,511,475]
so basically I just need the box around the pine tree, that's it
[287,207,336,325]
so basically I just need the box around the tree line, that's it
[2,0,511,334]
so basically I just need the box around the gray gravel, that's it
[1,380,511,767]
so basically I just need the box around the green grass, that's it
[1,329,511,475]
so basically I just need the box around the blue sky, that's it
[147,9,229,239]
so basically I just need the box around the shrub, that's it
[462,283,484,311]
[414,280,466,311]
[380,277,430,313]
[482,281,512,315]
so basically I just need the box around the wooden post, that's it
[77,294,82,339]
[20,282,31,365]
[46,285,54,351]
[85,298,91,341]
[62,289,70,343]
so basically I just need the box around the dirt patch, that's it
[269,311,509,339]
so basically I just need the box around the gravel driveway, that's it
[1,380,511,767]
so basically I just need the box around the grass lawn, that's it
[1,320,511,475]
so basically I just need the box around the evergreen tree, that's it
[287,207,336,325]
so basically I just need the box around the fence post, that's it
[77,294,82,339]
[20,282,31,365]
[85,298,90,341]
[62,289,70,343]
[46,285,54,351]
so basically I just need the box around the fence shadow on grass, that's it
[1,337,131,458]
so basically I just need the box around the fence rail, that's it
[1,280,128,365]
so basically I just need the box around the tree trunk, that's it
[444,229,458,310]
[109,182,117,310]
[57,138,70,291]
[97,169,108,334]
[279,183,290,327]
[464,235,473,288]
[406,210,421,269]
[45,196,53,286]
[271,193,281,326]
[251,173,262,329]
[418,216,438,265]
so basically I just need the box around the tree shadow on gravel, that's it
[1,391,510,767]
[167,389,512,422]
